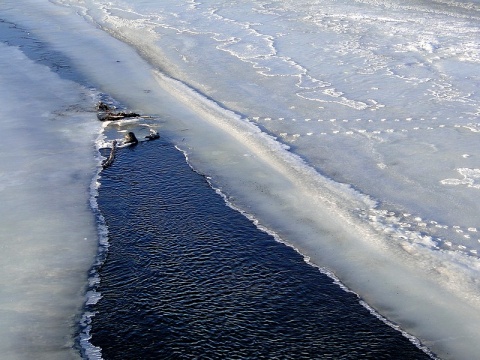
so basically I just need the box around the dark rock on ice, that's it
[96,101,141,121]
[145,130,160,141]
[97,111,141,121]
[102,140,117,169]
[97,101,111,111]
[124,132,139,145]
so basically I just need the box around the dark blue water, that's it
[89,139,433,359]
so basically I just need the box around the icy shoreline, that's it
[2,1,480,359]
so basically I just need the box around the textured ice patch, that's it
[441,168,480,189]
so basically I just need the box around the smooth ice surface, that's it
[0,40,99,358]
[3,0,480,359]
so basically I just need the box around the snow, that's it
[2,0,480,358]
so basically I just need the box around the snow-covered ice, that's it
[2,0,480,358]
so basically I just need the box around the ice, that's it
[3,0,480,358]
[0,40,100,359]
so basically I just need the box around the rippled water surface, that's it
[90,140,431,359]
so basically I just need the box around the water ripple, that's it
[90,140,432,359]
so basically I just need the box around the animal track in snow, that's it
[356,208,480,258]
[441,168,480,190]
[249,116,480,139]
